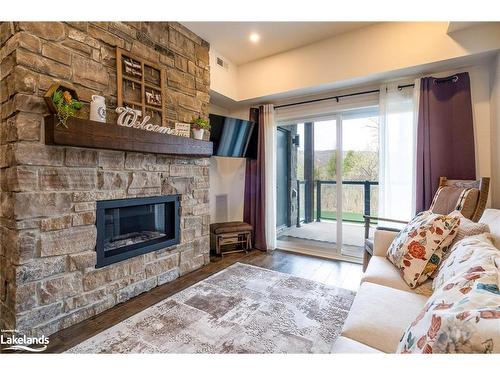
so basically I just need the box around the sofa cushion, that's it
[433,233,498,290]
[386,211,460,288]
[455,188,480,220]
[430,186,464,215]
[447,217,490,254]
[341,282,428,353]
[479,209,500,249]
[372,229,398,257]
[330,336,382,353]
[430,186,479,219]
[397,243,500,353]
[362,256,433,296]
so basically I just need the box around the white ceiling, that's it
[182,22,377,65]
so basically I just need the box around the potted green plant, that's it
[52,89,83,128]
[191,117,210,140]
[44,84,83,128]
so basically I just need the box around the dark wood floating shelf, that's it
[44,115,213,157]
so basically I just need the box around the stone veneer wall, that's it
[0,22,211,336]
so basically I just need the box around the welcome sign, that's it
[115,107,187,136]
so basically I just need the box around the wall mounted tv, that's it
[209,114,258,159]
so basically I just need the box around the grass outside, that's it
[317,210,364,223]
[301,210,378,223]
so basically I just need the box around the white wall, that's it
[208,104,249,223]
[209,156,247,223]
[209,48,238,101]
[235,22,500,101]
[490,54,500,208]
[209,102,230,117]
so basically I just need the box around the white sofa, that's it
[331,208,500,353]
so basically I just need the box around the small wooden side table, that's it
[210,221,253,256]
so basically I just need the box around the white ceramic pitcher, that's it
[90,95,106,123]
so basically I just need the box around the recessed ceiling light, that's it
[249,33,260,43]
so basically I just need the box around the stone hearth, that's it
[0,22,211,336]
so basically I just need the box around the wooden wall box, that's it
[45,115,213,157]
[116,48,165,127]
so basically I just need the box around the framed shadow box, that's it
[116,48,165,126]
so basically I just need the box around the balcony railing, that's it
[296,179,378,227]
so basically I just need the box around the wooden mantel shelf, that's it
[44,115,213,157]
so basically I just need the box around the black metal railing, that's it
[296,179,378,227]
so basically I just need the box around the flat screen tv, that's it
[209,114,257,159]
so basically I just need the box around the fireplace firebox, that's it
[96,195,180,268]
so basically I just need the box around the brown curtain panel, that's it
[243,107,267,250]
[416,72,476,213]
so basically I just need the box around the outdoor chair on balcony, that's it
[362,176,490,271]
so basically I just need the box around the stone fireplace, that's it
[0,22,211,336]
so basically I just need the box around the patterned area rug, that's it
[67,263,355,353]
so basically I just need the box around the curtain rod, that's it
[274,84,415,109]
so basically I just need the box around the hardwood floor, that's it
[44,249,362,353]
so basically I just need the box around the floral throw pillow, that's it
[429,216,491,279]
[396,245,500,354]
[386,211,460,288]
[433,233,498,291]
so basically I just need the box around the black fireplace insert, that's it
[95,195,180,268]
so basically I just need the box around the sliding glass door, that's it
[276,107,379,260]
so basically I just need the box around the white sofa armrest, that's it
[373,230,398,257]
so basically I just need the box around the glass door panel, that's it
[275,123,305,243]
[340,109,379,258]
[312,118,339,252]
